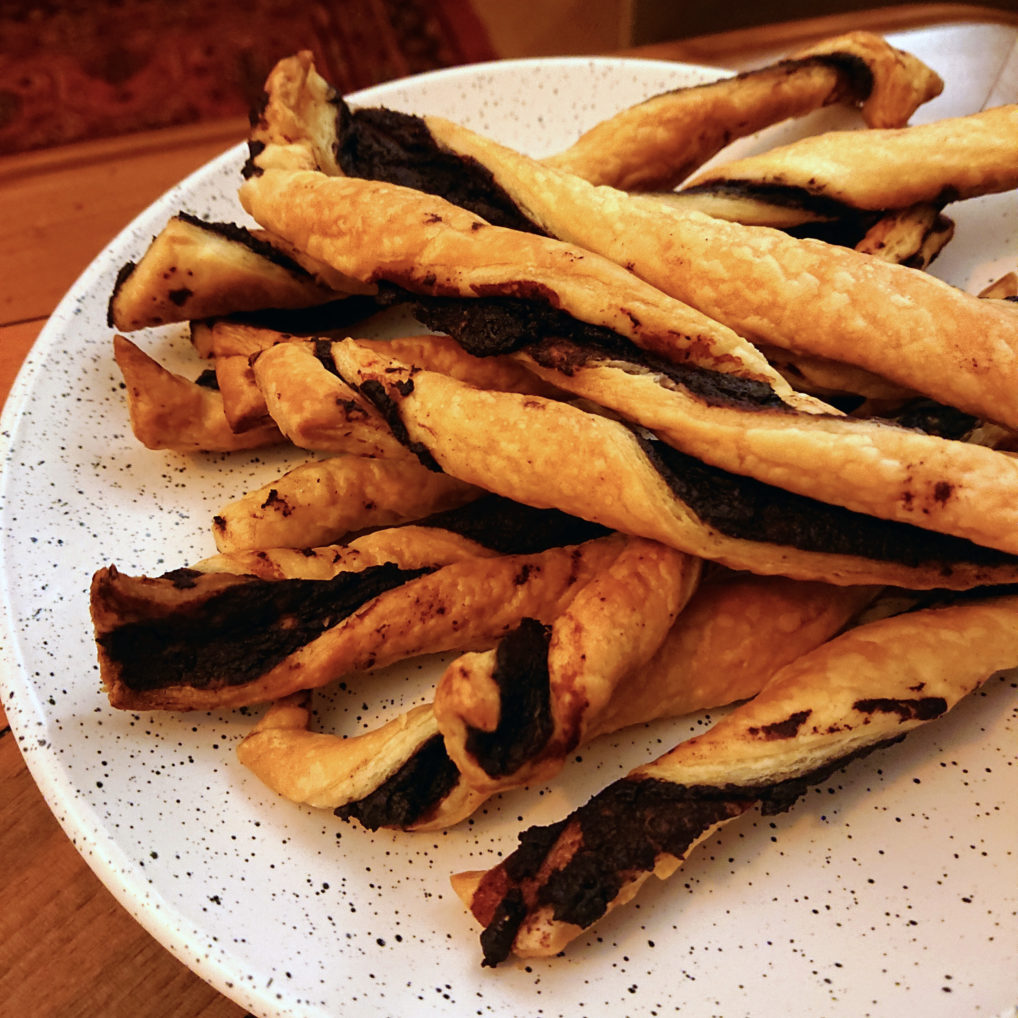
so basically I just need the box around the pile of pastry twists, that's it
[91,32,1018,965]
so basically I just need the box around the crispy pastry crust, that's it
[237,534,696,828]
[589,572,877,735]
[250,335,560,453]
[195,524,498,578]
[108,214,341,332]
[235,569,872,831]
[457,590,1018,963]
[236,168,805,397]
[419,118,1018,430]
[330,340,1018,588]
[434,538,700,793]
[113,335,284,451]
[251,341,412,457]
[91,536,626,711]
[246,49,344,175]
[238,697,492,829]
[514,340,1018,554]
[852,203,954,268]
[541,31,942,190]
[684,104,1018,210]
[210,452,478,553]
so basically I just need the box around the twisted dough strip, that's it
[238,534,695,829]
[240,696,492,830]
[249,335,562,453]
[682,104,1018,212]
[195,523,500,578]
[202,322,558,440]
[250,340,413,457]
[91,533,627,711]
[402,117,1018,431]
[113,334,284,452]
[236,168,808,399]
[381,286,1018,552]
[437,119,1018,426]
[433,537,698,793]
[543,32,941,190]
[433,564,878,795]
[210,452,478,553]
[235,167,1018,551]
[509,335,1018,555]
[107,213,350,332]
[454,589,1018,965]
[328,339,1018,588]
[851,202,953,268]
[248,37,940,194]
[238,567,871,830]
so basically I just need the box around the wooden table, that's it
[2,7,1016,1016]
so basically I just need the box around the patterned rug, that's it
[0,0,497,156]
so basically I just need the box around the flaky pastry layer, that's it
[92,536,626,711]
[113,335,283,452]
[457,589,1018,964]
[211,452,478,553]
[330,339,1018,588]
[419,117,1018,430]
[236,167,802,397]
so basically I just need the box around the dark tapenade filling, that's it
[480,731,902,966]
[215,294,381,336]
[354,376,444,472]
[640,435,1018,568]
[884,398,979,440]
[334,734,461,830]
[379,282,791,412]
[194,368,220,390]
[678,178,870,223]
[527,333,791,411]
[335,101,547,236]
[99,562,431,691]
[418,494,609,554]
[464,617,554,778]
[177,212,319,279]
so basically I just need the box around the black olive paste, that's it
[478,733,903,967]
[98,562,431,692]
[335,734,461,830]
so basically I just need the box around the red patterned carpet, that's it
[0,0,497,155]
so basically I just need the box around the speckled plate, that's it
[2,55,1017,1018]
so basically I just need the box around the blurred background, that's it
[2,0,1017,155]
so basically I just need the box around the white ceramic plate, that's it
[3,54,1017,1018]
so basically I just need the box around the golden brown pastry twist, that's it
[454,588,1018,965]
[237,567,872,831]
[236,168,808,399]
[210,452,478,553]
[327,339,1018,588]
[401,117,1018,431]
[234,166,1018,554]
[507,335,1018,555]
[249,37,940,194]
[433,537,699,793]
[107,213,347,332]
[543,31,941,190]
[113,334,284,452]
[682,104,1018,212]
[90,534,627,711]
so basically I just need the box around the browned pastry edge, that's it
[455,590,1018,964]
[91,536,626,711]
